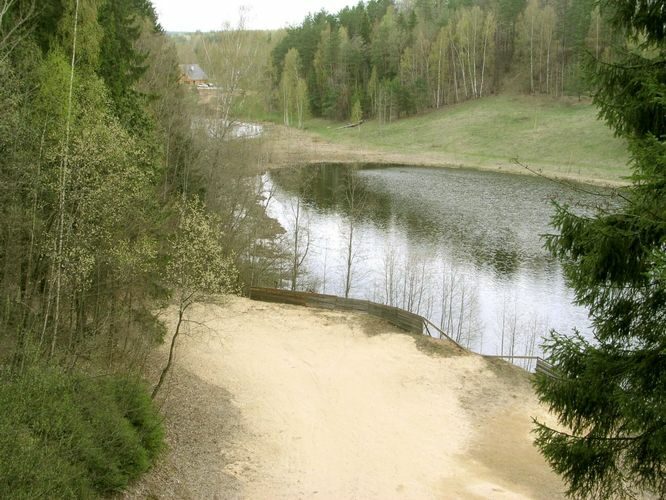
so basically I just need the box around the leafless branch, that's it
[0,0,35,62]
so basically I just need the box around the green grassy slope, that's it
[305,95,631,182]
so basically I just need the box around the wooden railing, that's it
[248,287,555,376]
[249,287,424,334]
[483,355,556,377]
[535,358,557,378]
[421,317,466,350]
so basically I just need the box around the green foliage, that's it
[535,0,666,497]
[351,96,363,124]
[166,198,240,299]
[270,0,609,124]
[280,47,309,127]
[97,0,157,133]
[0,1,208,493]
[0,368,164,499]
[305,94,629,182]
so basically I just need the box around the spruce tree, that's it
[97,0,156,132]
[534,1,666,498]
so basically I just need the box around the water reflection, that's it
[266,164,607,356]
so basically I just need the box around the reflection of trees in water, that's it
[269,164,556,280]
[268,164,597,359]
[377,247,483,350]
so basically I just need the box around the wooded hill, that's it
[0,1,247,496]
[272,0,616,123]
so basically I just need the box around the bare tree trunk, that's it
[456,283,466,342]
[322,242,328,294]
[480,19,489,97]
[290,199,309,291]
[546,40,551,94]
[383,248,396,307]
[283,83,290,126]
[499,298,506,356]
[291,199,300,290]
[463,40,471,98]
[595,12,600,59]
[436,44,442,107]
[439,267,448,331]
[342,171,365,298]
[415,260,426,314]
[529,14,535,94]
[471,12,478,98]
[52,0,80,358]
[451,45,459,103]
[457,43,468,99]
[344,221,353,298]
[0,0,35,62]
[152,303,185,399]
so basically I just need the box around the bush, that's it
[0,368,164,499]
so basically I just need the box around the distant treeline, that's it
[272,0,617,123]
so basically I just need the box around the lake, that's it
[264,164,608,360]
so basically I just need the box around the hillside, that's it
[128,297,564,499]
[297,95,630,184]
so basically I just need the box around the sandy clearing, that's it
[129,297,564,499]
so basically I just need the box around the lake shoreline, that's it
[260,123,630,188]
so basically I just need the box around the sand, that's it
[128,297,564,499]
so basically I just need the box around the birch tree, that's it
[341,168,366,298]
[0,0,34,61]
[280,47,307,127]
[199,11,260,142]
[429,26,451,107]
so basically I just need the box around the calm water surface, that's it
[265,164,605,357]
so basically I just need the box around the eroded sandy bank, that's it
[128,297,564,499]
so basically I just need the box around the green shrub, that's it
[0,368,164,499]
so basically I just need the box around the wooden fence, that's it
[248,287,555,376]
[484,355,556,377]
[535,358,557,378]
[249,287,424,334]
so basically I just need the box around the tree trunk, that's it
[529,15,534,94]
[52,0,80,358]
[291,199,300,291]
[344,221,353,298]
[152,304,185,399]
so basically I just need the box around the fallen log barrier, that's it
[335,120,364,129]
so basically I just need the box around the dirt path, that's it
[129,297,564,499]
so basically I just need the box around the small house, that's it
[179,64,209,86]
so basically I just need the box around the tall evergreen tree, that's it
[534,0,666,497]
[97,0,156,132]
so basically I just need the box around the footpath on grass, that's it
[127,297,565,499]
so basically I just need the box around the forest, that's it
[0,0,273,496]
[270,0,615,123]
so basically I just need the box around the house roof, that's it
[179,64,208,81]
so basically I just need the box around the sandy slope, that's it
[129,297,564,499]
